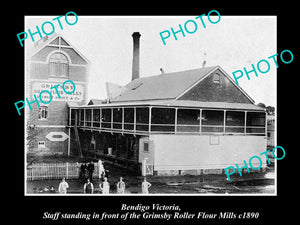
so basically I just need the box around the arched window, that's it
[38,106,48,119]
[213,74,221,84]
[49,52,69,77]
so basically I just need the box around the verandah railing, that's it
[69,107,267,136]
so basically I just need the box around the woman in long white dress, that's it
[98,160,105,179]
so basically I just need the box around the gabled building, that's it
[26,33,89,154]
[68,32,266,175]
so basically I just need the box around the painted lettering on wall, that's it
[14,79,79,116]
[32,81,83,102]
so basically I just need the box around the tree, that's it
[266,106,275,115]
[257,102,266,108]
[257,103,275,115]
[26,120,40,151]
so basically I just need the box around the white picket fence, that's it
[27,162,100,180]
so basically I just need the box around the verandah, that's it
[69,106,266,136]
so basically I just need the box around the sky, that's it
[25,15,276,106]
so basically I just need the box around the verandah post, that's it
[175,108,178,134]
[148,106,152,133]
[244,111,247,135]
[199,109,202,134]
[223,110,226,133]
[66,162,69,179]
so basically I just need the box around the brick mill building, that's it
[67,32,267,175]
[26,33,89,154]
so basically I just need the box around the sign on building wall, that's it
[32,81,84,102]
[46,132,69,142]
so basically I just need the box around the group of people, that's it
[83,177,125,194]
[52,159,152,194]
[77,160,107,183]
[78,161,98,183]
[56,176,151,194]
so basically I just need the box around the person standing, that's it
[83,178,94,194]
[141,177,151,194]
[87,161,95,181]
[80,163,87,183]
[98,160,105,180]
[58,177,69,194]
[99,177,110,194]
[116,177,126,194]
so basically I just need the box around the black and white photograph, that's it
[11,6,296,225]
[24,15,277,196]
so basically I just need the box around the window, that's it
[201,110,224,132]
[38,141,45,149]
[113,108,123,129]
[225,111,245,133]
[80,109,84,126]
[92,109,100,127]
[210,136,219,145]
[70,109,77,126]
[86,109,91,127]
[143,142,149,152]
[136,108,149,131]
[101,108,112,128]
[49,52,69,77]
[38,106,48,119]
[177,109,200,132]
[151,108,175,132]
[124,108,134,130]
[213,74,221,84]
[246,112,266,134]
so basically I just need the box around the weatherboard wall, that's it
[151,134,267,174]
[178,69,252,103]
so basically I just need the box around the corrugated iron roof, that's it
[111,66,218,102]
[165,100,265,111]
[88,99,105,105]
[76,99,264,111]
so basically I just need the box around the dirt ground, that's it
[26,154,275,195]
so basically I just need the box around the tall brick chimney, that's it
[132,32,141,81]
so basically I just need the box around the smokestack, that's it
[132,32,141,81]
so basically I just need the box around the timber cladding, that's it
[178,69,252,103]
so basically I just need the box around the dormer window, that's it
[49,52,69,77]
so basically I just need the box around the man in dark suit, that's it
[87,161,95,181]
[80,163,87,183]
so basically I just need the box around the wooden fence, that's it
[27,162,100,181]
